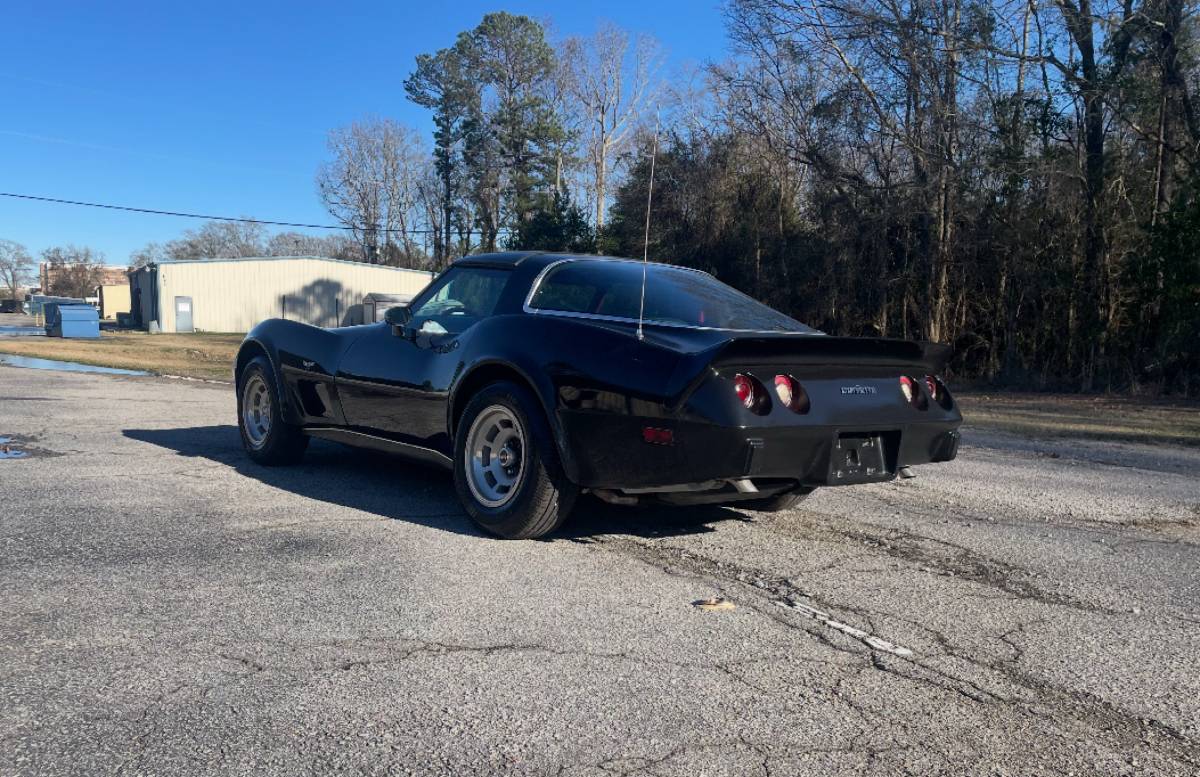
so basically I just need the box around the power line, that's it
[0,191,439,234]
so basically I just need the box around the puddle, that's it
[0,326,45,337]
[0,437,29,460]
[0,355,148,376]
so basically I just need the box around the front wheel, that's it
[453,382,577,539]
[237,356,308,465]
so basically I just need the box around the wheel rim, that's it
[241,374,272,449]
[465,405,526,509]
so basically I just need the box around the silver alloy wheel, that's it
[464,404,527,509]
[241,373,272,449]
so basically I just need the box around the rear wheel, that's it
[237,356,308,465]
[453,382,577,539]
[740,488,814,513]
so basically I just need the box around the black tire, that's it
[237,356,308,465]
[740,487,814,513]
[453,381,578,539]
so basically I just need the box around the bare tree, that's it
[0,239,34,302]
[415,160,451,270]
[164,221,267,259]
[266,231,359,260]
[41,245,107,299]
[129,242,167,269]
[562,24,661,229]
[316,118,428,265]
[723,0,968,345]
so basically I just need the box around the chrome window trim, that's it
[521,256,823,336]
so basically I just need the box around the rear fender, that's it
[450,315,686,483]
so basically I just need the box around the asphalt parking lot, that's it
[2,365,1198,776]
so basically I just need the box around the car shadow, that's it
[122,425,749,540]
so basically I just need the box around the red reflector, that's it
[642,427,674,445]
[734,373,754,409]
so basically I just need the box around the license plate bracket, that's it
[829,433,892,484]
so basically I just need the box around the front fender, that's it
[236,319,368,424]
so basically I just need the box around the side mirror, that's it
[384,305,411,334]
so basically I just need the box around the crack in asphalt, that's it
[816,521,1123,615]
[576,528,1200,773]
[104,637,870,777]
[36,519,1199,776]
[834,478,1200,548]
[562,734,928,777]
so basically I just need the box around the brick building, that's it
[38,263,129,294]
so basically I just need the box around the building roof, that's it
[148,255,433,273]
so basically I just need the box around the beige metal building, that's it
[128,256,433,333]
[97,284,131,320]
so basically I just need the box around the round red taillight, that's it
[774,374,810,413]
[899,375,927,409]
[734,373,754,409]
[926,375,952,409]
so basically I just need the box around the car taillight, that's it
[733,373,770,414]
[734,373,755,409]
[925,375,953,409]
[774,375,793,406]
[899,375,926,409]
[774,374,810,414]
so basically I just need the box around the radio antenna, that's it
[636,114,660,342]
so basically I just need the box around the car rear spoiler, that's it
[709,335,953,373]
[657,332,954,407]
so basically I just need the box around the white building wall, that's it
[154,257,432,333]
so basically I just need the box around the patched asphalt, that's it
[1,364,1198,776]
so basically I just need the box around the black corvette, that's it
[234,252,961,538]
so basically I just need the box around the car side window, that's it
[408,267,510,336]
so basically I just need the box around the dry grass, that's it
[0,331,242,382]
[958,392,1200,447]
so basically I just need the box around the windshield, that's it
[528,259,815,333]
[408,267,509,336]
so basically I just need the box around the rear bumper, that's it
[558,410,960,490]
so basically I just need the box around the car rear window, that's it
[528,259,815,333]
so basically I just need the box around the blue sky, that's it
[0,1,727,266]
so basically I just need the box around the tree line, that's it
[309,6,1200,394]
[668,0,1199,395]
